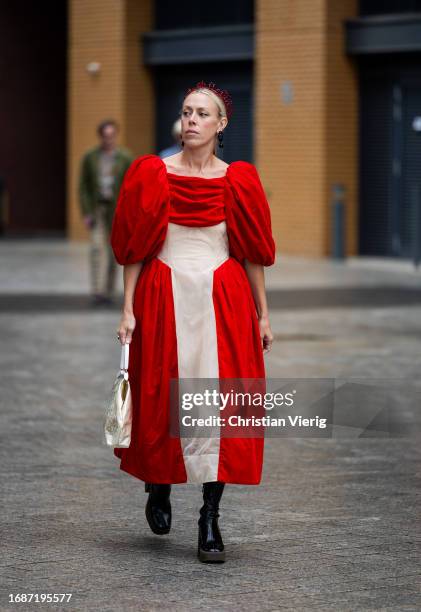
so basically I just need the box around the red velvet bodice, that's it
[110,154,276,267]
[167,173,226,227]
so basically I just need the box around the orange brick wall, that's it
[255,0,358,257]
[124,0,155,158]
[326,0,359,256]
[67,0,153,240]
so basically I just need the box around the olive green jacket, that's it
[78,145,134,230]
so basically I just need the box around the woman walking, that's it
[110,81,276,563]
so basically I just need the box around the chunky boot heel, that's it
[197,481,226,563]
[144,483,172,535]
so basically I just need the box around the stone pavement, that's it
[0,240,420,611]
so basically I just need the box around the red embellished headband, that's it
[184,81,233,120]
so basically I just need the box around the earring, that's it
[181,140,184,147]
[217,131,224,149]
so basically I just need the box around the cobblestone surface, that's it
[0,241,420,611]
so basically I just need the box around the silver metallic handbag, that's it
[104,343,133,448]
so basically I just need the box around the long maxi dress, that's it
[110,154,276,485]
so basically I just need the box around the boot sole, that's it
[198,548,225,563]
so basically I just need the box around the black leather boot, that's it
[197,481,225,563]
[145,483,172,535]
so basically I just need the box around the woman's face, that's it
[181,91,227,149]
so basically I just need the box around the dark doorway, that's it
[154,0,253,29]
[359,53,421,258]
[0,1,67,236]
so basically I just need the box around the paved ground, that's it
[1,240,420,611]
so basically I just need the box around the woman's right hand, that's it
[117,310,136,345]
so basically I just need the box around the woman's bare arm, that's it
[116,261,143,345]
[244,260,274,353]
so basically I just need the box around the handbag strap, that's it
[120,342,129,372]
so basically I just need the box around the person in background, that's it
[158,118,182,159]
[79,119,133,306]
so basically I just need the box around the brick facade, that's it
[68,0,153,240]
[255,0,358,256]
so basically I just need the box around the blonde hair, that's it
[182,87,228,120]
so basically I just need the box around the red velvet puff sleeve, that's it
[110,154,169,265]
[224,161,276,266]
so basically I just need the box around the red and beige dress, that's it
[110,154,276,485]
